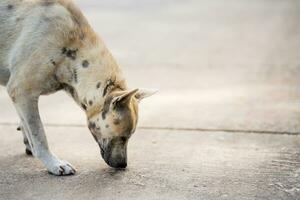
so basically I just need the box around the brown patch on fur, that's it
[87,105,103,120]
[130,99,139,132]
[57,0,98,44]
[102,95,114,119]
[113,118,121,125]
[88,100,93,106]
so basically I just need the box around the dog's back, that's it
[0,0,97,86]
[0,0,36,67]
[0,0,21,84]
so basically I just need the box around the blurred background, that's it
[1,0,300,133]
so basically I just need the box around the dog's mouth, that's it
[98,137,128,169]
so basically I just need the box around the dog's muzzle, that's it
[99,137,128,169]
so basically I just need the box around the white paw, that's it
[46,159,76,176]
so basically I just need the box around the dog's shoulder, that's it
[48,0,98,45]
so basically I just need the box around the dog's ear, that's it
[135,88,157,102]
[112,89,139,107]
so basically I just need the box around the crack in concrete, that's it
[0,122,299,135]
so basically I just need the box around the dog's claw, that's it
[47,160,76,176]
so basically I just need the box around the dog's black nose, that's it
[110,162,127,169]
[114,161,127,169]
[107,156,127,169]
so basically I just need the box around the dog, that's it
[0,0,155,175]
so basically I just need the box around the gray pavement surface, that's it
[1,126,300,200]
[1,0,300,199]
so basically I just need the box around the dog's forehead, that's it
[106,113,133,136]
[105,103,138,135]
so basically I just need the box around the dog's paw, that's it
[25,148,33,156]
[47,160,76,176]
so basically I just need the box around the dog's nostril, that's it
[106,159,127,169]
[111,161,127,169]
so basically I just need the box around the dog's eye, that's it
[120,136,127,142]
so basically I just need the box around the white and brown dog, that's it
[0,0,155,175]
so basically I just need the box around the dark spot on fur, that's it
[50,59,56,66]
[16,17,23,22]
[105,124,109,128]
[82,60,89,68]
[88,122,96,131]
[43,17,50,22]
[102,95,114,120]
[88,100,93,106]
[25,148,32,155]
[54,84,64,92]
[81,103,87,110]
[113,118,121,125]
[62,47,67,54]
[62,84,77,99]
[23,137,29,145]
[17,126,21,131]
[96,82,101,89]
[7,4,14,10]
[83,98,87,105]
[73,69,78,83]
[53,74,59,82]
[69,88,75,98]
[103,79,115,97]
[62,47,78,60]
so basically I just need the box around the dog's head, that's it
[87,88,155,168]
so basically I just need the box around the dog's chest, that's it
[40,75,64,95]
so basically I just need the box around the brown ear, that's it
[135,88,157,102]
[112,89,139,107]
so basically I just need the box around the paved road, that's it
[1,126,300,200]
[1,0,300,199]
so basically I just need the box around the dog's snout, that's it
[108,156,127,168]
[103,152,127,169]
[99,137,128,169]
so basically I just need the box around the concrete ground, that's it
[1,0,300,199]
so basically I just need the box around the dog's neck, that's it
[55,44,127,117]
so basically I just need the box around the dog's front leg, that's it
[17,123,33,155]
[9,92,76,175]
